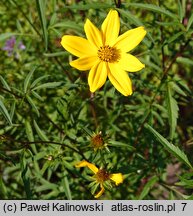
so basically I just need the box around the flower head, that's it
[90,131,106,151]
[2,36,26,58]
[61,10,146,96]
[75,160,123,198]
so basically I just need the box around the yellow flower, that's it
[61,10,146,96]
[75,160,123,198]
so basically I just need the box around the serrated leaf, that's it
[166,83,179,140]
[146,124,193,169]
[32,82,63,91]
[171,82,187,97]
[0,99,12,125]
[138,175,159,200]
[33,120,49,141]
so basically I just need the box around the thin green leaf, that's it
[0,32,16,41]
[43,52,69,57]
[26,95,40,117]
[0,99,12,125]
[177,0,184,23]
[49,12,57,26]
[152,110,164,126]
[187,13,193,30]
[25,120,34,142]
[0,176,8,199]
[31,91,44,101]
[165,32,184,45]
[155,21,185,30]
[31,75,50,88]
[24,66,37,93]
[0,75,11,91]
[21,155,32,199]
[63,177,72,200]
[10,100,15,120]
[127,3,178,20]
[64,3,111,10]
[166,83,179,140]
[32,82,63,91]
[33,120,49,141]
[138,176,159,200]
[108,140,136,151]
[141,59,162,72]
[36,183,57,192]
[36,0,48,50]
[118,9,143,26]
[177,57,193,66]
[51,21,83,32]
[146,124,193,169]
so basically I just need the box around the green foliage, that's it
[0,0,193,200]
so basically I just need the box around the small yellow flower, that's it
[61,10,146,96]
[75,160,123,198]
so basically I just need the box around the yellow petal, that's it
[107,63,132,96]
[114,26,146,52]
[88,61,107,92]
[70,56,98,71]
[110,173,123,185]
[75,160,98,174]
[84,19,103,48]
[94,185,105,198]
[101,10,120,46]
[118,53,145,72]
[61,35,96,57]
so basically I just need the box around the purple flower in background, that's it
[2,36,16,56]
[2,36,26,58]
[18,42,26,50]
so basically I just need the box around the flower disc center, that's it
[97,45,120,63]
[96,169,110,183]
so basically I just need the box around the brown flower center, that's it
[91,134,104,149]
[95,169,110,183]
[97,45,120,63]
